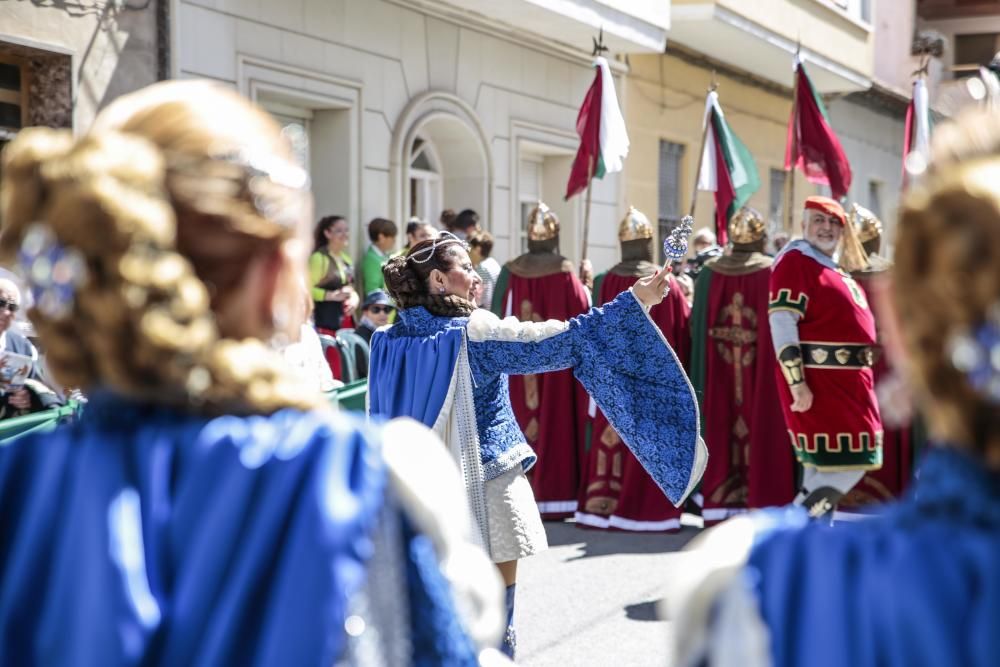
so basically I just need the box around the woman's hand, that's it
[342,287,360,313]
[633,266,673,308]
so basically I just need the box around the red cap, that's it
[804,196,846,226]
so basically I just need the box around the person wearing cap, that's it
[576,206,691,532]
[355,289,395,345]
[489,202,591,519]
[690,207,794,523]
[768,195,882,518]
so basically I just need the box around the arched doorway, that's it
[391,92,492,228]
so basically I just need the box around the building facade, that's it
[170,0,670,270]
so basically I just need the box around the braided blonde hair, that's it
[896,105,1000,462]
[0,81,323,414]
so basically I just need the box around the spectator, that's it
[687,228,722,279]
[308,215,358,332]
[452,208,480,240]
[771,230,790,255]
[0,278,63,418]
[468,229,501,308]
[355,289,395,346]
[439,208,458,234]
[359,217,397,296]
[399,217,437,256]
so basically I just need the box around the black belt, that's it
[801,343,876,369]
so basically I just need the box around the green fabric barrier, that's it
[0,401,80,446]
[331,379,367,413]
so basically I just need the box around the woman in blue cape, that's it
[369,233,707,657]
[0,81,504,666]
[670,104,1000,667]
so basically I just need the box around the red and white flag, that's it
[902,78,931,189]
[565,56,630,200]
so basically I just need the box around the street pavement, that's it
[515,519,702,667]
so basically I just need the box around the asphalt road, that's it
[514,519,702,667]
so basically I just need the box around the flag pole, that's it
[784,54,800,233]
[581,154,594,269]
[688,75,718,221]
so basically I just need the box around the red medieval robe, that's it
[768,244,883,472]
[691,252,794,523]
[841,257,914,510]
[576,267,689,531]
[492,253,590,518]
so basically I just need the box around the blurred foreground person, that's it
[370,232,705,657]
[0,81,503,666]
[671,105,1000,667]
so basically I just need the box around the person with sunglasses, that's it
[0,278,62,419]
[355,289,396,347]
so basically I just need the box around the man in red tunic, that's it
[690,207,794,524]
[841,204,914,511]
[769,196,882,518]
[575,207,689,531]
[491,202,590,518]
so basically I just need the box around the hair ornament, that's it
[947,303,1000,404]
[15,223,88,320]
[407,231,467,264]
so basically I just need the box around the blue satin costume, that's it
[741,446,999,667]
[369,290,702,506]
[0,394,478,666]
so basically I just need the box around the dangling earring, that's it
[438,287,445,294]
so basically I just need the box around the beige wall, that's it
[673,0,874,80]
[0,1,158,131]
[625,52,819,248]
[873,0,918,91]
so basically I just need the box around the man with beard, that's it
[691,207,794,523]
[768,196,882,518]
[491,202,590,518]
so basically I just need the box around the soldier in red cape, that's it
[768,195,883,518]
[576,207,689,531]
[690,207,794,524]
[841,204,915,512]
[491,202,590,518]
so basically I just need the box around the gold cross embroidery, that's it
[708,292,758,406]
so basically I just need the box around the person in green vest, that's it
[308,215,357,332]
[358,217,397,297]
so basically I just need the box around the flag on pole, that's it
[565,56,630,200]
[784,56,852,199]
[696,91,760,245]
[902,78,931,188]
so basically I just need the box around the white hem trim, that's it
[702,507,750,522]
[536,500,578,514]
[575,512,682,532]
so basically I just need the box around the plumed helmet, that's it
[617,206,654,242]
[850,203,883,243]
[527,201,560,241]
[728,206,766,245]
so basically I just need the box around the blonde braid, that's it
[0,90,322,415]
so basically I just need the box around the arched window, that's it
[409,135,442,223]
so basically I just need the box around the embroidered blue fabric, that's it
[371,290,699,503]
[369,307,537,480]
[744,446,1000,667]
[0,393,477,666]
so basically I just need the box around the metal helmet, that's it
[850,203,883,243]
[727,206,766,245]
[526,201,560,241]
[617,206,654,242]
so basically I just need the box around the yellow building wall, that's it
[673,0,873,80]
[625,51,819,243]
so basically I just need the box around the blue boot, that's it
[501,583,516,658]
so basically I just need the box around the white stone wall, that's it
[173,0,625,270]
[826,96,905,254]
